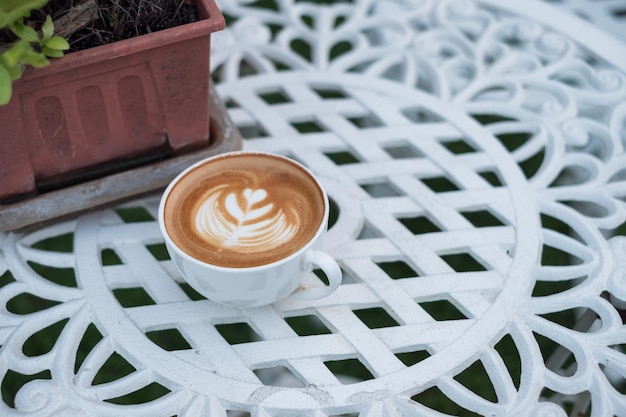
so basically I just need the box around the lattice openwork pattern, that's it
[2,0,626,416]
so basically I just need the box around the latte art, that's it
[162,152,326,268]
[195,186,298,250]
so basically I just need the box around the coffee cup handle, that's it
[291,250,342,301]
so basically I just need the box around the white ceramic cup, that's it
[158,151,342,307]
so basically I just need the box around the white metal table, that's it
[2,1,626,416]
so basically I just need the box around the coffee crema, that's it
[163,153,325,268]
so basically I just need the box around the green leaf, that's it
[41,15,54,40]
[44,35,69,51]
[0,0,48,28]
[42,45,64,58]
[1,41,29,67]
[20,48,49,68]
[0,65,12,105]
[6,63,23,80]
[10,21,40,43]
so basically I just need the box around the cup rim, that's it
[158,151,330,272]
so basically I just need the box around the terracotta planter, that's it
[0,0,225,202]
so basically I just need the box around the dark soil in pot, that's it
[0,0,198,52]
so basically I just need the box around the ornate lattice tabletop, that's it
[2,1,626,416]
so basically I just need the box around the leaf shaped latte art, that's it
[195,186,299,251]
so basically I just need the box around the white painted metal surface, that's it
[539,0,626,42]
[1,1,625,416]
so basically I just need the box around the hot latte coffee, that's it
[163,153,325,268]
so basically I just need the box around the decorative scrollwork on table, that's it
[1,1,625,416]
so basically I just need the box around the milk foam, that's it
[195,186,298,251]
[164,153,326,268]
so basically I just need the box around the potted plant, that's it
[0,0,226,203]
